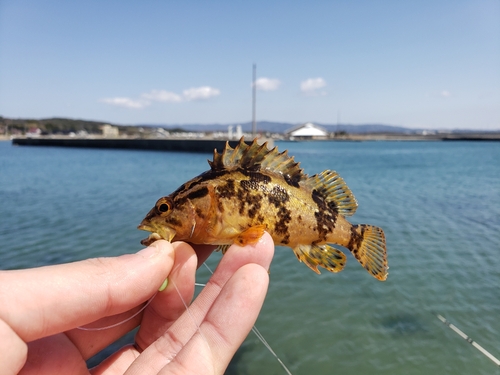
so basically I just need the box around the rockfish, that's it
[138,138,388,280]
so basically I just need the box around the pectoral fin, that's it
[234,225,267,246]
[292,244,347,274]
[215,225,267,253]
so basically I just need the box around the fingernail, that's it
[159,278,169,292]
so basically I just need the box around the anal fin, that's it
[292,244,347,274]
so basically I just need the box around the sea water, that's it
[1,140,499,374]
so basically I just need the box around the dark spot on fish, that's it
[311,189,323,207]
[268,185,289,206]
[171,174,207,197]
[238,195,246,214]
[327,200,338,211]
[264,185,292,242]
[185,169,234,191]
[187,186,209,201]
[165,217,182,227]
[314,211,337,242]
[246,191,261,205]
[218,179,236,199]
[284,173,300,188]
[171,182,188,196]
[248,200,261,218]
[273,204,291,239]
[217,199,224,213]
[233,184,246,214]
[347,225,364,253]
[311,189,338,242]
[238,168,271,184]
[332,252,344,260]
[235,180,265,218]
[311,178,340,212]
[195,208,205,219]
[240,179,260,191]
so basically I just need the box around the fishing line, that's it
[435,313,500,367]
[168,276,214,369]
[251,325,293,375]
[77,293,157,331]
[202,262,294,374]
[76,260,293,373]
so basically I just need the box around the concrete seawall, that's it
[11,137,273,153]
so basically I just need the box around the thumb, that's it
[0,240,175,342]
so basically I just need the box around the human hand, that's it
[0,232,275,375]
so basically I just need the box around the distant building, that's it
[285,122,328,140]
[101,124,119,138]
[235,125,242,139]
[26,128,41,138]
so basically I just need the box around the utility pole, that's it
[252,63,256,138]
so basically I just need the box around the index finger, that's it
[0,241,175,342]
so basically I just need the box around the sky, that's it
[0,0,499,130]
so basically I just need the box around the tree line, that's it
[0,117,138,135]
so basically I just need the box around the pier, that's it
[11,137,274,153]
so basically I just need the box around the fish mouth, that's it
[138,223,176,246]
[139,232,163,246]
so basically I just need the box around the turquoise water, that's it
[1,140,499,374]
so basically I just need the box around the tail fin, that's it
[348,225,388,281]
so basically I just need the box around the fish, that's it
[138,138,388,280]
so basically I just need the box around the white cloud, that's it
[300,77,327,96]
[101,86,221,109]
[182,86,221,101]
[440,90,451,97]
[100,97,150,109]
[142,89,183,103]
[254,77,281,91]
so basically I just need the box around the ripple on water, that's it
[1,141,499,375]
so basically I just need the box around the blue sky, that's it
[1,0,499,129]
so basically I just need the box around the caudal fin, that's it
[348,225,388,281]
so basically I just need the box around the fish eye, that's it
[156,199,171,214]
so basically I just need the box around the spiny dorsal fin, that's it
[209,138,305,184]
[305,170,358,216]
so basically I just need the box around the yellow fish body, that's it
[139,138,388,280]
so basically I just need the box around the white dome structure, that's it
[286,122,329,139]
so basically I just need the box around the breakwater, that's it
[11,137,273,152]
